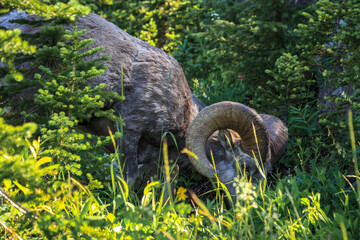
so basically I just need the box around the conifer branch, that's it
[0,220,24,240]
[0,187,38,220]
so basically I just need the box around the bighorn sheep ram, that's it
[0,12,288,199]
[187,102,288,198]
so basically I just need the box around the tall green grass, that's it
[1,109,360,239]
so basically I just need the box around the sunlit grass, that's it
[1,113,360,239]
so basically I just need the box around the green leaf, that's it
[107,212,116,223]
[13,181,32,195]
[143,181,160,196]
[3,179,12,191]
[141,191,153,207]
[35,157,52,168]
[80,198,93,219]
[117,176,129,200]
[41,164,60,172]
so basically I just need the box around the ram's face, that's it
[216,129,264,184]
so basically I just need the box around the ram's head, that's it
[186,101,288,200]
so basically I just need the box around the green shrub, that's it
[174,0,309,104]
[1,1,360,239]
[294,0,360,138]
[254,53,316,120]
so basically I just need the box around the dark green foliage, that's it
[90,0,206,53]
[0,22,66,116]
[34,27,120,121]
[1,0,91,21]
[31,26,123,177]
[174,0,312,104]
[263,0,360,171]
[254,53,316,119]
[1,0,360,239]
[293,0,360,137]
[0,114,42,187]
[288,105,319,139]
[33,25,65,64]
[0,28,35,81]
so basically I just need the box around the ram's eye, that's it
[239,165,250,174]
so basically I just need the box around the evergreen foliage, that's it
[0,23,65,116]
[0,0,89,116]
[254,0,360,164]
[1,0,360,239]
[0,29,36,81]
[254,53,316,121]
[0,111,42,187]
[31,26,123,178]
[91,0,206,53]
[173,0,311,104]
[294,0,360,137]
[34,26,120,122]
[1,0,91,21]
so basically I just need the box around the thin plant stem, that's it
[348,110,360,200]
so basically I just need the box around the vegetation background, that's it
[0,0,359,239]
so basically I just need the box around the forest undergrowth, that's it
[1,0,360,239]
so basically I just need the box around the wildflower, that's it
[238,74,245,79]
[113,225,122,233]
[234,177,258,219]
[177,187,188,201]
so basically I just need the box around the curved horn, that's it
[186,101,271,178]
[260,114,288,164]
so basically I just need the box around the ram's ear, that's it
[218,129,233,150]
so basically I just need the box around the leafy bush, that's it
[0,29,35,81]
[254,53,316,120]
[89,0,206,53]
[174,0,309,104]
[294,0,360,138]
[1,0,360,239]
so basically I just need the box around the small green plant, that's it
[29,26,123,179]
[2,108,360,239]
[0,111,42,188]
[294,0,360,139]
[1,1,360,239]
[0,29,36,81]
[254,53,316,120]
